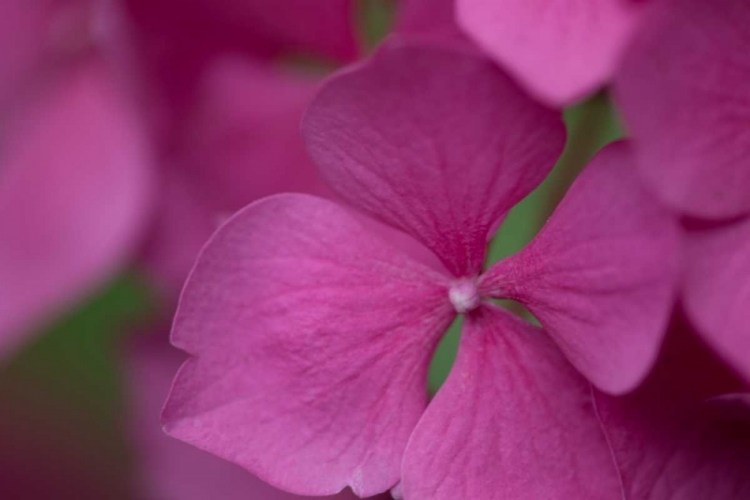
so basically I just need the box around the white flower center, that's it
[449,280,480,314]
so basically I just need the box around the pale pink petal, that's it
[457,0,645,106]
[164,194,455,497]
[176,57,329,213]
[401,305,622,499]
[615,0,750,219]
[127,335,372,500]
[683,217,750,383]
[479,142,679,394]
[0,59,152,356]
[303,41,565,277]
[594,325,750,500]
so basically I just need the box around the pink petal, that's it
[127,335,370,500]
[0,59,152,356]
[457,0,645,106]
[479,142,680,394]
[175,57,329,213]
[594,325,750,499]
[614,0,750,219]
[164,194,455,497]
[683,217,750,383]
[401,305,622,499]
[303,41,565,277]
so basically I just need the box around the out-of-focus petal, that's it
[176,57,328,213]
[401,306,622,499]
[164,194,455,497]
[684,217,750,383]
[594,322,750,499]
[0,59,152,355]
[615,0,750,219]
[138,168,217,301]
[121,0,357,121]
[457,0,645,106]
[303,41,565,277]
[0,0,48,107]
[480,142,679,394]
[396,0,463,40]
[127,335,370,500]
[125,0,358,62]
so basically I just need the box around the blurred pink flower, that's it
[162,42,678,498]
[126,334,389,500]
[0,1,153,356]
[614,0,750,220]
[456,0,650,105]
[117,1,361,298]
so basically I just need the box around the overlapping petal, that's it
[401,306,622,499]
[128,335,370,500]
[303,41,565,277]
[176,57,328,213]
[594,324,750,499]
[615,0,750,219]
[479,142,679,394]
[0,60,152,356]
[164,194,455,497]
[684,218,750,383]
[457,0,645,106]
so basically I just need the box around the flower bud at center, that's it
[449,280,480,314]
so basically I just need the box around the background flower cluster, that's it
[0,0,748,499]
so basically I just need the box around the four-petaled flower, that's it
[163,41,678,499]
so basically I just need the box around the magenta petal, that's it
[480,142,679,394]
[684,218,750,383]
[594,342,750,499]
[457,0,645,106]
[303,41,565,277]
[0,60,152,355]
[176,57,328,213]
[401,306,621,499]
[615,0,750,219]
[164,194,455,497]
[127,336,365,500]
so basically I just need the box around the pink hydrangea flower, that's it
[0,1,153,355]
[614,0,750,220]
[456,0,650,105]
[163,41,678,498]
[127,334,389,500]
